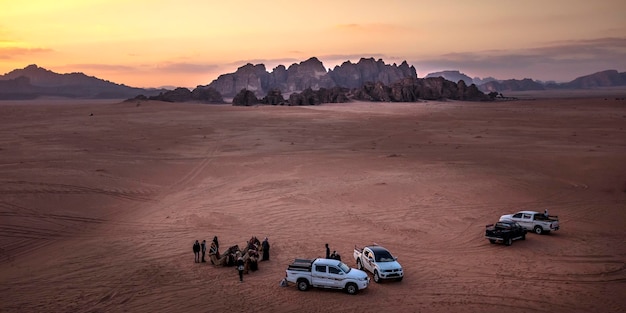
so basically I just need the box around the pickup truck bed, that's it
[288,259,314,272]
[485,221,527,246]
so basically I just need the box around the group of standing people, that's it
[193,236,220,263]
[325,243,341,261]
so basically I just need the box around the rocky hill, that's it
[561,69,626,89]
[0,64,163,99]
[479,78,546,92]
[205,57,417,97]
[425,70,474,85]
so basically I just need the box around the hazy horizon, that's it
[2,0,625,88]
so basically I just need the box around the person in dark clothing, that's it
[325,243,330,259]
[201,240,207,263]
[236,253,245,282]
[261,237,270,261]
[192,240,201,263]
[213,236,220,251]
[330,250,341,261]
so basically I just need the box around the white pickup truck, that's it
[499,210,560,234]
[284,258,369,295]
[353,245,403,283]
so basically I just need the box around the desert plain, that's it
[0,94,625,313]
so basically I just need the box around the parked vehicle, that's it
[284,258,369,295]
[485,220,527,246]
[353,245,403,283]
[500,210,559,234]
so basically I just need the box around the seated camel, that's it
[243,248,259,274]
[210,244,240,267]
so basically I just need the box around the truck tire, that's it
[345,282,358,295]
[489,239,496,244]
[504,237,512,246]
[521,233,526,240]
[374,270,381,283]
[356,259,363,270]
[534,226,543,235]
[296,278,309,291]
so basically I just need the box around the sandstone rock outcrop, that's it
[287,87,351,105]
[329,58,417,88]
[190,87,225,103]
[316,87,351,103]
[425,70,474,85]
[206,57,417,98]
[232,89,259,106]
[260,89,285,105]
[283,57,336,93]
[208,63,270,98]
[143,86,225,103]
[288,88,320,106]
[149,87,193,102]
[353,77,488,102]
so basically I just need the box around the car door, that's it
[327,265,344,288]
[364,249,375,272]
[311,264,330,287]
[520,213,533,229]
[510,212,523,223]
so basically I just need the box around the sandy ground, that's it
[0,97,625,313]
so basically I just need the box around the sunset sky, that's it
[1,0,625,88]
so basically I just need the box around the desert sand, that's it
[0,96,625,313]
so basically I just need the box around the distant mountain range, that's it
[1,61,624,101]
[0,65,164,99]
[425,69,626,92]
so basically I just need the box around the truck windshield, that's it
[338,262,351,273]
[375,250,395,262]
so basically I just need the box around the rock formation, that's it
[260,89,286,105]
[479,78,545,92]
[138,86,225,103]
[207,63,270,98]
[288,88,321,106]
[425,70,474,85]
[328,58,417,89]
[282,57,336,93]
[287,87,351,106]
[232,89,259,106]
[353,77,488,102]
[206,57,417,98]
[190,86,225,103]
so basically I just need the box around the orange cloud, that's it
[0,47,53,59]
